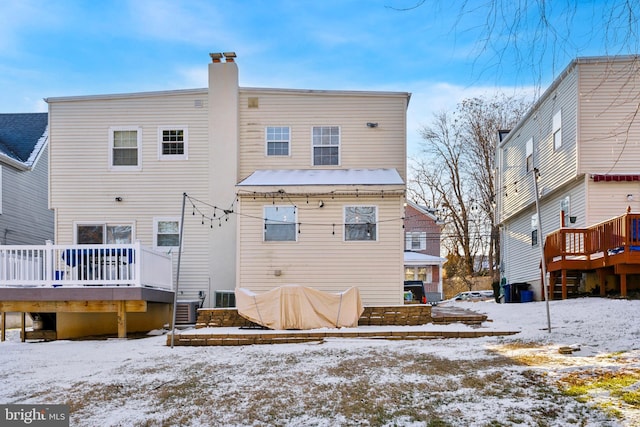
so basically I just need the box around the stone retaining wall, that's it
[195,305,433,329]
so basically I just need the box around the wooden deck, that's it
[544,210,640,299]
[168,305,515,346]
[0,287,174,341]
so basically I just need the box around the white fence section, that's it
[0,241,173,290]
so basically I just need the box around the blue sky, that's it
[0,0,634,154]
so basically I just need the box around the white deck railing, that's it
[0,241,173,290]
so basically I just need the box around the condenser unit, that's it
[175,300,200,324]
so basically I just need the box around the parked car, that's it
[450,290,494,302]
[403,281,441,305]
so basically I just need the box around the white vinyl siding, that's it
[238,90,408,180]
[158,126,188,160]
[49,90,210,298]
[238,195,404,306]
[578,59,640,174]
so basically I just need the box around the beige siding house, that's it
[46,53,411,307]
[496,56,640,300]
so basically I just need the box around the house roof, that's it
[237,168,404,187]
[403,251,446,266]
[0,113,48,170]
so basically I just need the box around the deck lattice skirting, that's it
[168,305,509,346]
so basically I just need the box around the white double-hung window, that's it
[266,126,290,156]
[553,110,562,150]
[109,127,142,170]
[405,231,427,250]
[312,126,340,166]
[344,206,377,241]
[525,138,533,172]
[264,206,296,241]
[154,218,181,250]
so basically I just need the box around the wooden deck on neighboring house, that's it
[544,210,640,299]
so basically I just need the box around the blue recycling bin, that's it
[502,284,512,303]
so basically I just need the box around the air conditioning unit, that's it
[175,300,200,324]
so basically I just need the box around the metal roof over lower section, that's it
[237,168,404,187]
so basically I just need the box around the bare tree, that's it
[409,95,530,283]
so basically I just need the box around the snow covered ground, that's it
[1,297,639,426]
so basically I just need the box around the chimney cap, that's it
[223,52,237,62]
[209,52,223,63]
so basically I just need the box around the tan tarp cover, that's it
[235,285,364,330]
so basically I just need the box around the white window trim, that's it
[263,205,297,242]
[405,231,427,250]
[553,110,562,150]
[109,126,142,171]
[265,126,291,157]
[153,217,181,251]
[311,125,341,166]
[344,205,378,242]
[525,137,533,172]
[157,126,188,161]
[73,221,135,244]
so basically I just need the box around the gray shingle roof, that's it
[0,113,48,165]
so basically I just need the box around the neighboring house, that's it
[496,56,640,300]
[403,201,445,297]
[46,53,411,307]
[0,113,53,245]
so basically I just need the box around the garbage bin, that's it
[502,284,512,303]
[510,282,531,303]
[520,290,534,302]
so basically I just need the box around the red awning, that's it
[591,174,640,182]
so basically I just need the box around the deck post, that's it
[21,312,26,343]
[620,274,628,298]
[598,269,606,297]
[561,269,568,300]
[548,272,555,300]
[117,301,127,338]
[1,311,5,342]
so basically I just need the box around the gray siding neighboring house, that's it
[496,56,640,299]
[0,113,54,245]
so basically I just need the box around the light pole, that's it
[532,168,552,333]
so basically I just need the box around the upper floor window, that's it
[531,214,538,246]
[109,127,141,171]
[312,126,340,166]
[561,196,570,227]
[264,206,296,241]
[76,223,133,244]
[405,231,427,250]
[553,110,562,150]
[525,138,533,172]
[158,127,188,160]
[266,126,290,156]
[154,218,180,249]
[345,206,377,241]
